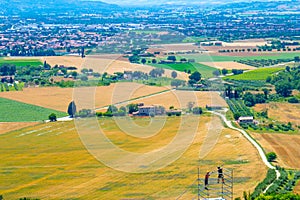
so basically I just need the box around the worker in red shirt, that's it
[204,171,211,190]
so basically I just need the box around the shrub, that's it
[288,97,299,103]
[149,112,155,118]
[234,112,241,120]
[48,113,57,122]
[96,112,103,117]
[77,109,94,118]
[192,107,203,115]
[266,152,277,162]
[103,112,113,117]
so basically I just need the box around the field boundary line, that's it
[94,88,173,111]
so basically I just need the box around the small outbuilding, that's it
[238,116,254,124]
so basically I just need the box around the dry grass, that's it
[251,132,300,169]
[0,87,73,112]
[129,90,228,110]
[42,56,85,68]
[6,55,189,80]
[0,116,266,199]
[0,122,39,134]
[0,83,168,112]
[0,85,226,114]
[254,103,300,124]
[82,57,189,80]
[200,61,256,70]
[44,55,188,80]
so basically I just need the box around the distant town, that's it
[0,0,299,56]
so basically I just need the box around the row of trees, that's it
[219,47,300,54]
[65,101,204,119]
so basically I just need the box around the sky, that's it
[98,0,238,6]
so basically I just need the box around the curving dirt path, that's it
[209,109,280,192]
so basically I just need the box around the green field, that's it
[174,52,300,62]
[225,67,285,81]
[151,63,216,78]
[0,58,42,67]
[178,54,236,62]
[0,97,66,122]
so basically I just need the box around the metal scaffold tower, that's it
[197,167,233,200]
[177,167,234,200]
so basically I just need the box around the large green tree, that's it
[188,71,201,85]
[171,71,177,79]
[127,104,138,114]
[67,101,77,118]
[243,92,256,107]
[275,81,292,97]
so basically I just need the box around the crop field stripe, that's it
[0,58,42,67]
[16,125,55,137]
[0,97,67,122]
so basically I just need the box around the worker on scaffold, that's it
[204,171,211,190]
[217,166,225,184]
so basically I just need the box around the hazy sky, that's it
[99,0,230,6]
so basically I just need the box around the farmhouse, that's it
[123,71,133,80]
[138,105,156,116]
[238,116,254,124]
[132,104,166,116]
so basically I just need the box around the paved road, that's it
[209,109,280,192]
